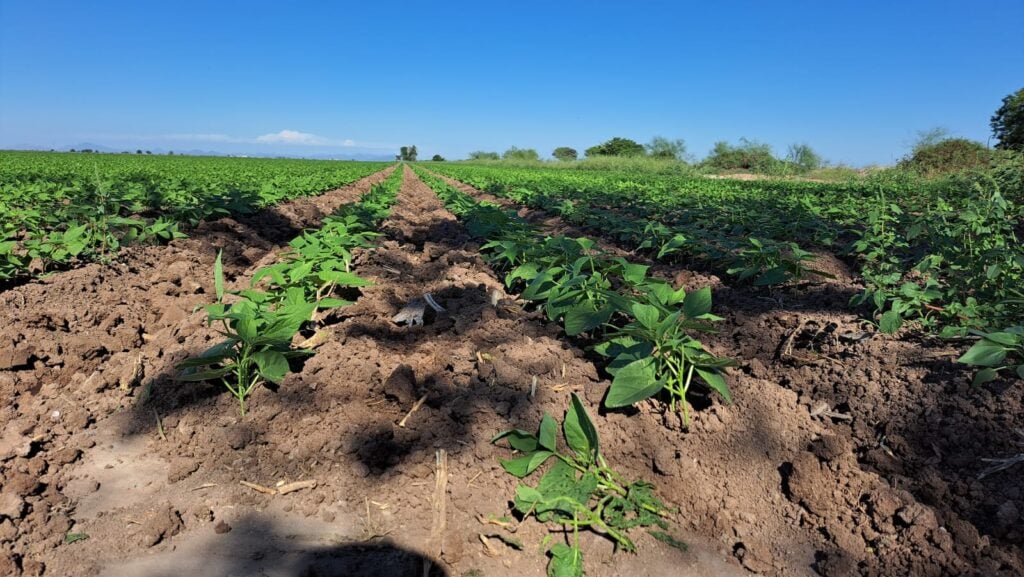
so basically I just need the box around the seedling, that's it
[177,252,313,416]
[492,394,672,576]
[596,283,735,424]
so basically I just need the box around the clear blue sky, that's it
[1,1,1022,164]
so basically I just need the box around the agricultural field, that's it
[0,151,389,283]
[1,155,1023,577]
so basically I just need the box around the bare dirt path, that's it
[425,169,1024,577]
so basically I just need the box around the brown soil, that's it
[1,165,1021,577]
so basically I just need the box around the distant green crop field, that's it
[0,151,389,279]
[426,161,1023,336]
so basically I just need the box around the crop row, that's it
[0,151,390,281]
[412,166,694,575]
[426,163,1024,340]
[414,167,733,422]
[176,168,403,415]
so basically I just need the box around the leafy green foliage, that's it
[898,138,994,176]
[503,147,541,161]
[415,167,733,422]
[492,395,672,576]
[958,326,1024,385]
[703,138,779,172]
[426,160,1022,337]
[585,137,645,158]
[177,251,315,416]
[992,88,1024,151]
[177,170,402,415]
[0,151,389,279]
[645,137,687,161]
[552,147,578,162]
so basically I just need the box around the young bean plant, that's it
[492,394,675,577]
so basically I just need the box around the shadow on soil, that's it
[134,514,447,577]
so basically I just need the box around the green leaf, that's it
[538,414,558,452]
[492,429,540,452]
[980,332,1021,347]
[235,314,258,344]
[548,543,584,577]
[563,393,598,463]
[253,350,289,384]
[213,250,224,301]
[500,451,553,478]
[879,310,902,334]
[958,341,1008,367]
[606,357,662,408]
[754,267,789,286]
[682,286,712,319]
[971,367,1000,386]
[563,306,611,336]
[515,485,543,506]
[649,530,688,552]
[630,302,661,330]
[696,368,731,403]
[1016,365,1024,379]
[64,532,90,544]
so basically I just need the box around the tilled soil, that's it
[429,169,1024,576]
[0,165,1021,577]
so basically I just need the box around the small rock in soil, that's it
[0,492,26,520]
[139,506,183,547]
[998,501,1020,527]
[167,458,200,483]
[214,520,232,534]
[382,364,417,406]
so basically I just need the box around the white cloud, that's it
[81,129,385,149]
[255,129,329,145]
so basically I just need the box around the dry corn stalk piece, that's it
[239,479,317,495]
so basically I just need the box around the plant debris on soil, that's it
[1,166,1022,577]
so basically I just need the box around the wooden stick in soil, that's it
[424,449,448,577]
[399,394,429,428]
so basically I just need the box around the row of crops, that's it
[424,162,1024,383]
[178,168,404,415]
[0,151,389,281]
[411,166,697,575]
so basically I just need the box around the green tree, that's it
[585,137,645,157]
[645,136,687,160]
[502,146,540,161]
[398,145,419,161]
[431,154,445,161]
[992,88,1024,151]
[786,143,823,171]
[468,151,500,160]
[552,147,578,161]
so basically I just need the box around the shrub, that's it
[502,147,540,161]
[898,138,993,176]
[703,138,780,172]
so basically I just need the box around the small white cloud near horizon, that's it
[77,130,389,150]
[254,129,359,147]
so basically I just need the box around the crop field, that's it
[1,154,1023,577]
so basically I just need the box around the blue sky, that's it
[1,1,1022,164]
